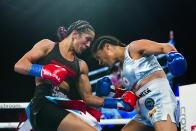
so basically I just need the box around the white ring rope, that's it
[0,97,180,109]
[0,118,134,129]
[0,122,19,129]
[0,97,179,128]
[88,67,109,76]
[0,102,28,109]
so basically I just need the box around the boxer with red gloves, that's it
[14,20,105,131]
[91,35,186,131]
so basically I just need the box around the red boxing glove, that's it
[114,87,127,98]
[42,64,68,85]
[118,91,137,111]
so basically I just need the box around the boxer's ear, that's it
[71,30,79,39]
[104,43,111,50]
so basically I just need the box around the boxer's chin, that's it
[75,48,83,55]
[79,47,86,54]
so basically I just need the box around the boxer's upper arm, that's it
[78,60,92,99]
[78,60,104,106]
[14,39,55,74]
[129,39,176,58]
[23,39,54,62]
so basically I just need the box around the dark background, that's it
[1,0,195,101]
[0,0,195,127]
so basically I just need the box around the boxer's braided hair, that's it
[57,20,95,41]
[91,35,126,55]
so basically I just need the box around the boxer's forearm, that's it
[14,58,32,75]
[162,43,177,54]
[84,95,104,107]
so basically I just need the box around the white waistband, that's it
[135,78,168,97]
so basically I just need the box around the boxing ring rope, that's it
[0,119,135,129]
[88,67,109,76]
[0,101,136,128]
[0,120,134,129]
[0,118,135,128]
[0,97,180,109]
[0,96,180,128]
